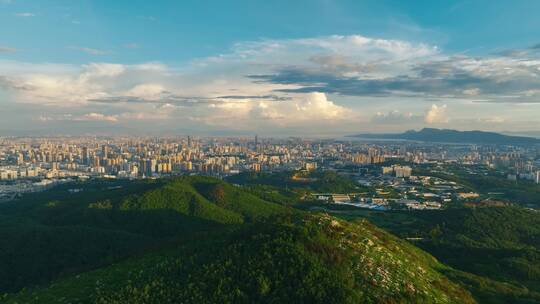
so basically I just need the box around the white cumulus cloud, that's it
[1,34,539,133]
[425,104,448,124]
[39,113,118,122]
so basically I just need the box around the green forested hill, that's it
[2,176,539,303]
[0,176,286,294]
[314,204,540,303]
[415,207,540,303]
[4,213,475,304]
[118,176,285,225]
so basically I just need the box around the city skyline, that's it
[2,0,540,135]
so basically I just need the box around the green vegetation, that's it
[315,204,540,303]
[416,207,540,303]
[226,170,367,193]
[118,176,283,225]
[238,184,304,206]
[5,213,474,304]
[2,173,540,303]
[415,163,540,207]
[0,176,285,294]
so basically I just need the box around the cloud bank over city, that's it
[1,1,540,135]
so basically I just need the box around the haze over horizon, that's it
[2,0,540,136]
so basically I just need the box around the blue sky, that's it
[1,0,540,135]
[4,0,540,63]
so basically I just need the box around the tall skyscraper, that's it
[102,145,108,159]
[82,147,89,165]
[17,153,24,165]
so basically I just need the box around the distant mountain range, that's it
[349,128,540,145]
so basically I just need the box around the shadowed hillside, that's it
[0,176,287,294]
[4,213,475,304]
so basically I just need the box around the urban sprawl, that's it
[1,136,539,210]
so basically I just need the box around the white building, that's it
[382,165,412,178]
[394,166,412,178]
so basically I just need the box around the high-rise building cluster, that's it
[0,135,539,184]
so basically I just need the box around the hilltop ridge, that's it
[349,128,540,145]
[5,213,475,304]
